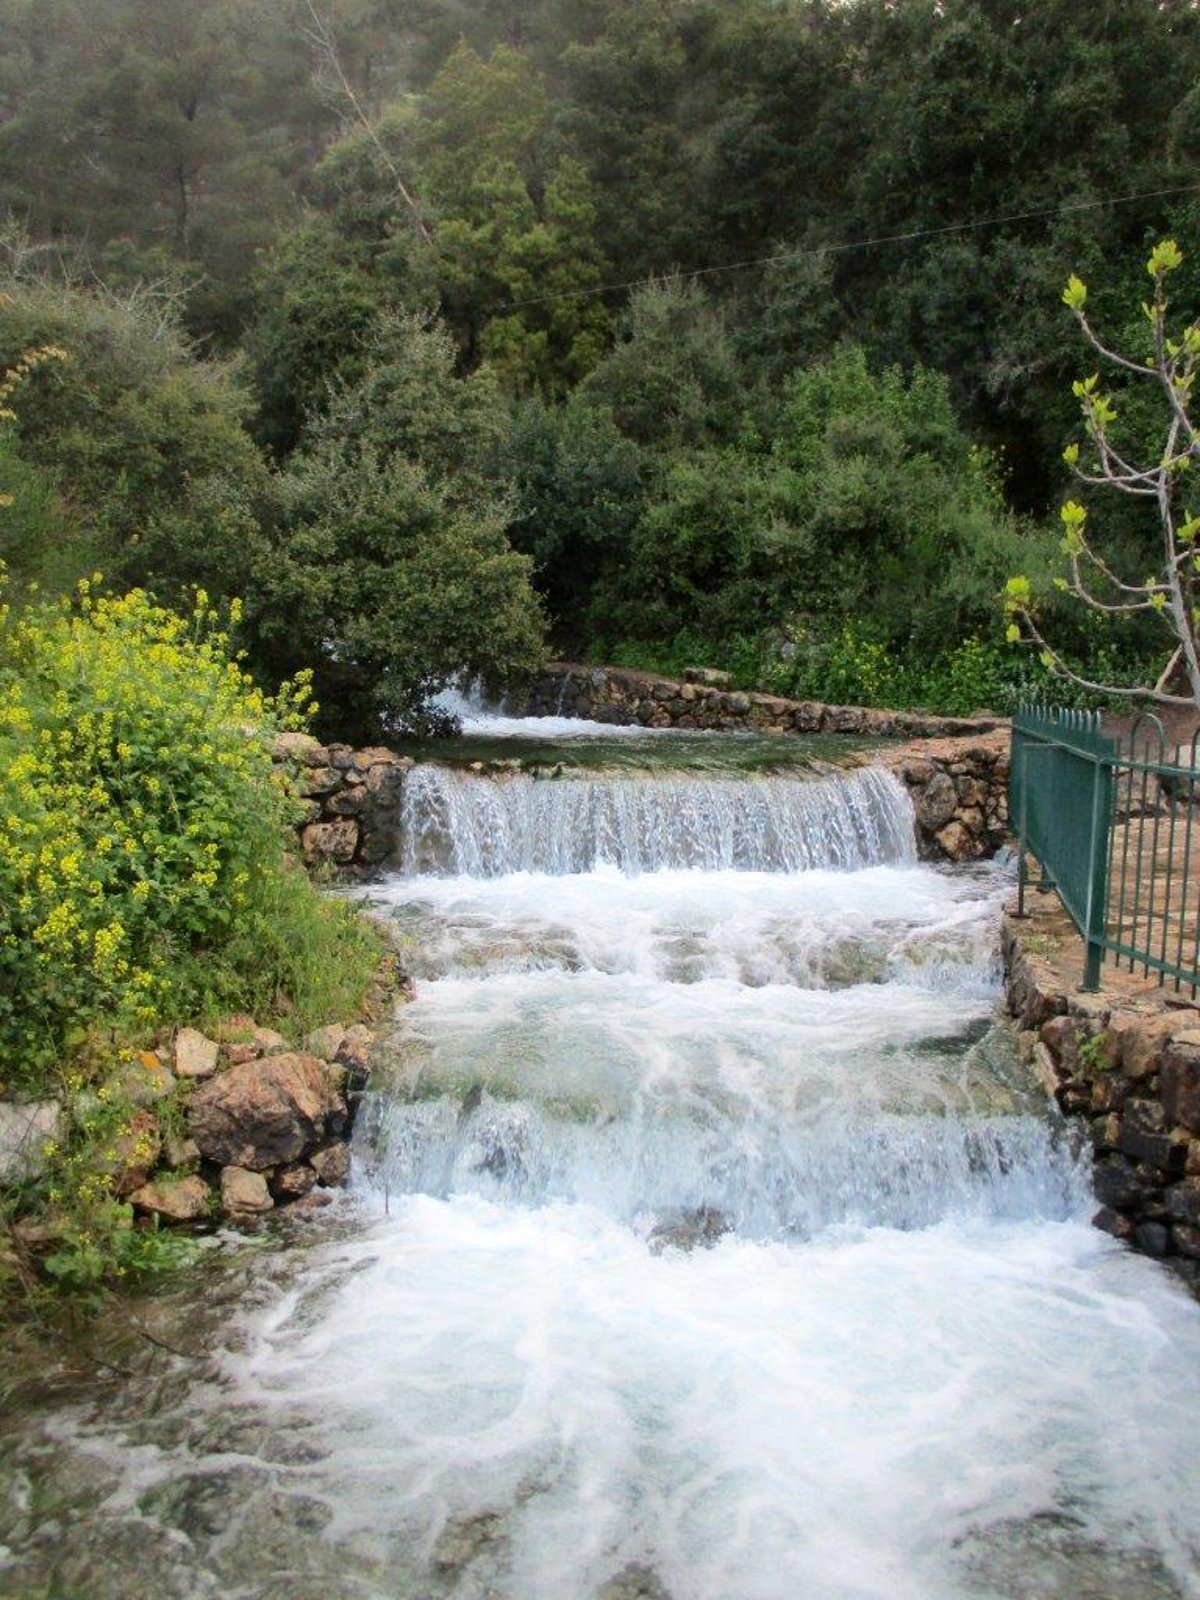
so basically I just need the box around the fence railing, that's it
[1010,706,1200,994]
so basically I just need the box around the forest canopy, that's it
[3,0,1198,726]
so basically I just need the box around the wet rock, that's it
[433,1512,504,1571]
[188,1053,347,1171]
[309,1141,349,1187]
[220,1166,273,1217]
[1131,1220,1172,1257]
[0,1099,61,1183]
[598,1563,674,1600]
[271,1161,317,1201]
[1092,1205,1135,1241]
[1166,1177,1200,1227]
[173,1027,220,1080]
[1092,1153,1160,1212]
[336,1024,374,1081]
[934,819,976,860]
[649,1207,730,1254]
[129,1175,212,1222]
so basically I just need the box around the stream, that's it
[2,709,1199,1600]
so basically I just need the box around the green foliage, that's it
[249,312,547,738]
[0,581,377,1086]
[0,276,269,598]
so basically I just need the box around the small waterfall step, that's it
[397,763,915,877]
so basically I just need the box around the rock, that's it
[112,1051,177,1106]
[1092,1153,1160,1212]
[934,820,975,860]
[1172,1223,1200,1259]
[253,1027,288,1055]
[1119,1015,1176,1080]
[682,667,731,688]
[915,770,958,832]
[188,1053,347,1171]
[298,765,342,798]
[1161,1040,1200,1133]
[105,1109,163,1198]
[336,1024,374,1073]
[1132,1221,1172,1257]
[174,1028,220,1079]
[129,1175,212,1222]
[300,817,359,866]
[649,1206,729,1254]
[433,1513,503,1572]
[219,1166,273,1218]
[271,1162,317,1201]
[597,1563,673,1600]
[305,1024,346,1062]
[0,1099,61,1183]
[164,1134,201,1170]
[270,730,324,763]
[1040,1015,1081,1074]
[1093,1205,1135,1241]
[309,1141,351,1187]
[1166,1177,1200,1227]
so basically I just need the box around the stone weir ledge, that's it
[288,684,1010,873]
[521,661,1006,740]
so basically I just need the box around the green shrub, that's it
[0,578,379,1090]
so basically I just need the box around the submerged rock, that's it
[648,1207,730,1254]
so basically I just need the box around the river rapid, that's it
[2,711,1198,1600]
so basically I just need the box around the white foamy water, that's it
[218,1201,1200,1600]
[432,683,669,739]
[396,764,913,876]
[4,757,1199,1600]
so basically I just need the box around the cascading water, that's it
[2,726,1199,1600]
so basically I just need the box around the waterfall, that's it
[6,732,1200,1600]
[396,763,916,876]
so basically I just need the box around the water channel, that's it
[2,707,1199,1600]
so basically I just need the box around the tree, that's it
[1004,240,1200,708]
[251,313,546,737]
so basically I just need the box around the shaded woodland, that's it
[3,0,1199,732]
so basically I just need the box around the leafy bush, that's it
[0,579,379,1089]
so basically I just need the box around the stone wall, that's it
[520,662,1005,740]
[1004,915,1200,1292]
[288,725,1011,870]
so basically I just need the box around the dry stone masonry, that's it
[520,662,1006,740]
[1004,914,1200,1292]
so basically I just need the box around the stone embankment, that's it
[1004,898,1200,1292]
[3,1016,389,1252]
[522,661,1005,740]
[288,685,1010,870]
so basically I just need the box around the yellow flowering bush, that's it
[0,575,364,1086]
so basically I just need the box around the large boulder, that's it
[187,1053,346,1171]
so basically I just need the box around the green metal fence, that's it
[1010,706,1200,994]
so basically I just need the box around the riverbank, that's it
[1002,885,1200,1293]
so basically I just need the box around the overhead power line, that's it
[494,180,1200,314]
